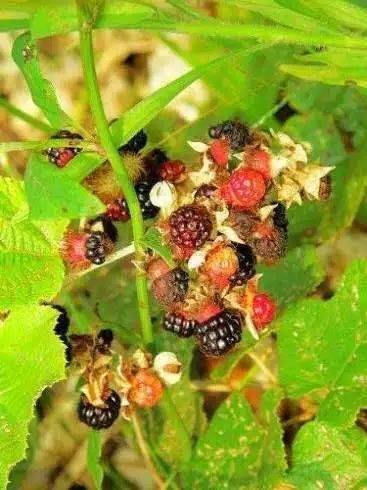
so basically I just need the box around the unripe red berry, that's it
[244,149,271,180]
[203,245,239,289]
[146,258,170,282]
[194,302,222,323]
[209,139,230,166]
[158,160,186,183]
[252,293,276,330]
[129,369,164,408]
[105,198,130,222]
[219,168,266,209]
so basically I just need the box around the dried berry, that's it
[209,139,230,166]
[168,205,213,257]
[151,267,189,308]
[45,129,83,167]
[253,223,287,264]
[194,184,217,200]
[209,120,252,151]
[163,312,197,338]
[230,243,256,286]
[158,160,186,183]
[220,168,266,210]
[252,293,276,330]
[196,309,242,357]
[78,390,121,430]
[147,258,170,282]
[129,369,164,408]
[135,181,159,219]
[105,197,130,222]
[118,129,147,154]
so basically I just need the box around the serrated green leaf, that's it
[278,260,367,428]
[0,305,66,489]
[211,245,324,382]
[25,154,105,220]
[12,32,72,128]
[87,430,104,490]
[287,421,367,489]
[154,332,203,468]
[0,177,66,309]
[142,228,174,267]
[184,389,285,489]
[309,0,367,32]
[30,1,155,39]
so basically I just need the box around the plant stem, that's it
[78,20,153,345]
[131,413,165,489]
[0,139,98,153]
[0,96,54,133]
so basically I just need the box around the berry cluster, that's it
[45,129,83,167]
[146,119,333,356]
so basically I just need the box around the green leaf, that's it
[25,154,105,220]
[142,228,174,267]
[62,152,105,182]
[30,1,156,39]
[110,47,262,148]
[308,0,367,32]
[87,430,104,490]
[0,177,66,309]
[12,32,72,128]
[184,389,285,489]
[0,305,66,489]
[258,245,324,309]
[278,260,367,428]
[286,421,367,489]
[154,332,203,468]
[211,245,324,381]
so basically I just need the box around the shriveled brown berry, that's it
[253,224,287,264]
[151,268,189,308]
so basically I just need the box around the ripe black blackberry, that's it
[208,120,252,151]
[230,243,256,286]
[51,304,70,337]
[85,231,107,265]
[172,267,189,296]
[96,328,114,354]
[45,129,83,167]
[196,309,242,356]
[86,216,118,243]
[118,129,147,154]
[135,181,159,219]
[272,201,288,233]
[163,312,197,338]
[168,205,212,252]
[78,390,121,430]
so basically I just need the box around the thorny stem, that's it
[78,18,153,345]
[0,96,54,133]
[0,139,98,153]
[131,413,165,489]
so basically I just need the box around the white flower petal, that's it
[149,181,177,215]
[154,352,182,386]
[188,249,207,269]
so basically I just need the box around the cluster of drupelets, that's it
[48,119,332,428]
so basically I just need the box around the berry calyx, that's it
[244,149,271,180]
[168,205,213,258]
[78,390,121,430]
[118,129,147,154]
[209,120,252,151]
[135,181,159,219]
[230,243,256,286]
[45,129,83,167]
[202,245,239,289]
[151,267,189,308]
[157,160,186,183]
[196,308,242,357]
[252,293,276,330]
[129,369,164,408]
[163,312,197,338]
[209,139,230,166]
[220,168,266,210]
[105,198,130,222]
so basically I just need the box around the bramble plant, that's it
[1,0,367,488]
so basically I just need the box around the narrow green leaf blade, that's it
[142,228,174,267]
[12,32,73,128]
[87,430,104,490]
[25,154,105,220]
[310,0,367,32]
[0,305,66,489]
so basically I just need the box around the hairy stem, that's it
[0,96,54,133]
[0,139,98,153]
[78,20,153,344]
